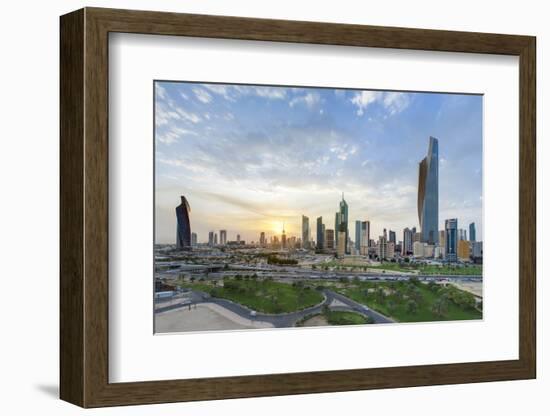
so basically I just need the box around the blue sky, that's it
[155,81,482,244]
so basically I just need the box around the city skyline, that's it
[155,81,483,244]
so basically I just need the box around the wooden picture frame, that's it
[60,7,536,408]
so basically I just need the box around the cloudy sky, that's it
[155,81,482,245]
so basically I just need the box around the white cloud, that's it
[203,84,235,101]
[350,91,411,116]
[350,91,381,116]
[157,127,198,145]
[383,92,411,115]
[252,86,286,100]
[289,92,321,109]
[329,144,358,161]
[156,84,167,100]
[176,108,201,124]
[192,88,213,104]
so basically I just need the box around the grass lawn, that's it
[367,263,482,276]
[325,311,371,325]
[179,278,323,314]
[320,261,482,276]
[336,281,481,322]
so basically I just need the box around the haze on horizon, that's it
[155,81,483,245]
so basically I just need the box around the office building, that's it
[413,241,425,257]
[418,136,439,245]
[445,218,458,262]
[378,229,388,260]
[219,229,227,245]
[360,221,370,256]
[302,215,310,249]
[469,222,476,242]
[335,194,349,254]
[387,241,395,259]
[403,227,413,255]
[337,231,346,258]
[208,231,214,246]
[325,229,335,250]
[389,230,396,245]
[355,220,362,251]
[458,239,471,261]
[260,232,266,247]
[316,216,324,250]
[191,232,197,246]
[472,241,483,259]
[175,195,192,249]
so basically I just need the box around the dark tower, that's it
[176,195,191,249]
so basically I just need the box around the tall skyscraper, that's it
[316,216,324,250]
[445,218,458,262]
[439,230,446,258]
[402,227,413,255]
[219,229,227,245]
[325,229,335,250]
[236,234,241,243]
[335,194,349,254]
[191,232,197,246]
[418,136,439,245]
[214,233,218,245]
[355,220,361,251]
[208,231,214,246]
[389,230,396,245]
[360,221,370,256]
[378,229,388,260]
[337,231,346,258]
[176,195,192,249]
[302,215,310,249]
[281,224,286,249]
[334,212,341,248]
[260,232,266,247]
[469,222,476,242]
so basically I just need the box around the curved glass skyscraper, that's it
[417,136,439,245]
[176,195,191,249]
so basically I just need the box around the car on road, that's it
[249,311,257,317]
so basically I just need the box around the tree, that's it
[432,296,449,317]
[406,299,418,314]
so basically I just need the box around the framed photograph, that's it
[60,7,536,407]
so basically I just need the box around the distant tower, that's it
[469,222,476,242]
[175,196,191,249]
[316,216,324,250]
[418,136,439,245]
[282,223,287,249]
[335,193,349,254]
[445,218,458,262]
[355,220,361,251]
[220,230,227,245]
[302,215,310,249]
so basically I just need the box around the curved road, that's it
[156,289,394,327]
